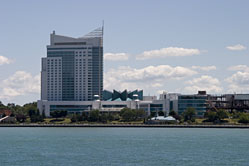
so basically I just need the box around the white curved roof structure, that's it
[151,116,176,121]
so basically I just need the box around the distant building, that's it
[178,91,207,116]
[0,110,15,123]
[143,95,157,101]
[38,99,167,117]
[159,92,179,112]
[207,94,249,112]
[103,89,143,101]
[0,110,12,117]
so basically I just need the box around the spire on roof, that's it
[80,27,103,38]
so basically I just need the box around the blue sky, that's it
[0,0,249,105]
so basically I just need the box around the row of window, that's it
[75,49,92,54]
[75,58,92,61]
[75,64,92,66]
[47,59,62,62]
[75,54,92,57]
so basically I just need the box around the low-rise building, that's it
[178,91,207,116]
[37,98,168,117]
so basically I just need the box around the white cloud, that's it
[228,65,249,72]
[104,65,197,92]
[191,65,217,71]
[226,71,249,85]
[226,44,246,51]
[136,47,201,60]
[0,55,11,65]
[184,75,222,93]
[104,53,130,61]
[226,65,249,93]
[0,71,40,100]
[226,71,249,92]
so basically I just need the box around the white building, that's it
[37,99,168,117]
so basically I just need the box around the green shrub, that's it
[88,110,100,122]
[183,107,196,122]
[70,114,77,123]
[238,114,249,124]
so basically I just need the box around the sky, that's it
[0,0,249,105]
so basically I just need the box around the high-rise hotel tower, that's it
[41,27,103,102]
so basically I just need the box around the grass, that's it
[195,118,205,124]
[224,118,239,124]
[194,118,241,125]
[43,118,71,124]
[110,120,144,124]
[14,116,245,125]
[37,118,243,125]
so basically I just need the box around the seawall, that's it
[0,124,249,128]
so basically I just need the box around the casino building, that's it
[37,27,170,117]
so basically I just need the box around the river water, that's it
[0,127,249,166]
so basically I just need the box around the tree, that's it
[204,111,217,122]
[88,110,100,122]
[100,113,108,123]
[158,111,164,116]
[169,110,177,117]
[120,108,136,121]
[112,113,120,121]
[30,115,44,123]
[50,110,67,119]
[150,111,156,117]
[135,109,146,120]
[16,114,26,123]
[216,109,228,121]
[107,113,114,121]
[75,114,83,122]
[0,101,3,106]
[23,102,38,116]
[238,113,249,124]
[11,105,26,117]
[169,110,182,121]
[42,110,46,118]
[0,101,7,110]
[7,103,15,109]
[28,109,37,117]
[61,110,67,117]
[71,114,77,123]
[81,112,88,121]
[204,109,228,123]
[1,113,6,118]
[183,107,196,122]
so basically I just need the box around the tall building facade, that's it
[41,27,103,102]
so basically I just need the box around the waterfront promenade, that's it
[1,124,249,128]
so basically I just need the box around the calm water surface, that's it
[0,127,249,166]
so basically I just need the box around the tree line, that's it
[1,100,249,124]
[0,101,44,123]
[168,107,249,124]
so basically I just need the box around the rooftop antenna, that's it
[102,20,104,40]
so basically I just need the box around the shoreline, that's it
[0,124,249,128]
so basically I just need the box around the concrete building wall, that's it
[41,58,48,100]
[38,99,169,117]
